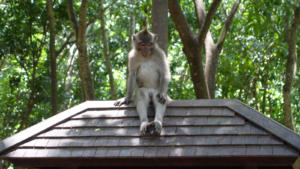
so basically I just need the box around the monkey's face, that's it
[133,29,157,58]
[137,42,153,57]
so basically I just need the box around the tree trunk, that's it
[67,0,95,101]
[168,0,211,99]
[283,6,300,130]
[268,95,273,119]
[169,0,240,99]
[99,0,117,100]
[152,0,168,55]
[19,86,35,131]
[204,32,218,98]
[128,0,135,51]
[187,48,211,99]
[204,0,240,98]
[46,0,58,115]
[125,0,136,86]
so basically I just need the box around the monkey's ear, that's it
[132,35,136,41]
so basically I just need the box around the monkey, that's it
[114,28,171,136]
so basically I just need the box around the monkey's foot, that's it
[114,97,132,106]
[140,121,149,136]
[147,120,162,136]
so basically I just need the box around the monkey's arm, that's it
[157,56,171,104]
[114,55,136,106]
[126,55,137,100]
[159,53,171,94]
[114,72,136,106]
[126,71,136,100]
[158,71,170,94]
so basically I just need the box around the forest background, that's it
[0,1,299,165]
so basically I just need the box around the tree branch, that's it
[284,6,300,92]
[77,0,88,46]
[204,0,240,98]
[87,0,118,26]
[55,32,74,57]
[216,0,240,50]
[288,6,300,46]
[46,0,58,115]
[103,0,118,11]
[168,0,195,44]
[67,0,78,38]
[193,0,206,29]
[198,0,222,45]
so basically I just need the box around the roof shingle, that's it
[1,100,299,168]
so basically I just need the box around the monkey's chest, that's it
[136,61,159,89]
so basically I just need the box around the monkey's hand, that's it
[114,97,132,106]
[156,93,167,105]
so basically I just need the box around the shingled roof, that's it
[0,100,300,168]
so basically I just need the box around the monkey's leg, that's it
[150,93,167,135]
[136,88,150,136]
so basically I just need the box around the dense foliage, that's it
[0,1,299,167]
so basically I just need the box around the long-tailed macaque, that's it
[114,28,170,136]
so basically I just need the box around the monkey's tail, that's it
[166,95,173,105]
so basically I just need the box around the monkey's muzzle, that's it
[138,42,152,57]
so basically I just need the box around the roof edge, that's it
[0,101,90,155]
[226,99,300,152]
